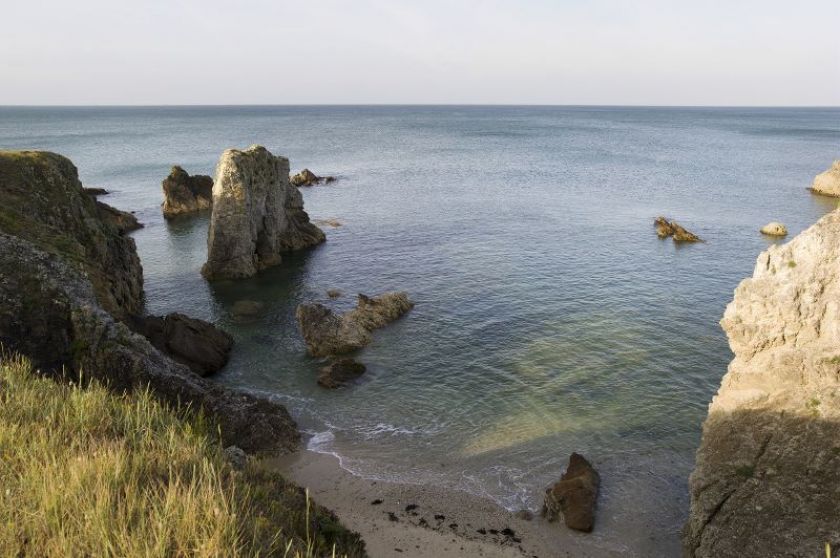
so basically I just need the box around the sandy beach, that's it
[268,450,618,558]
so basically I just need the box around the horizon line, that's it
[1,103,839,109]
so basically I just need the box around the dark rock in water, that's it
[543,452,600,532]
[131,313,234,377]
[290,168,336,187]
[296,292,414,357]
[83,187,109,196]
[161,165,213,218]
[202,146,325,280]
[0,150,143,321]
[317,358,366,389]
[654,216,701,243]
[231,299,264,319]
[327,288,343,299]
[95,200,143,234]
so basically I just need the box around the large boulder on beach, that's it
[654,216,701,242]
[202,146,325,280]
[683,209,840,556]
[130,313,234,377]
[161,166,214,217]
[543,453,599,532]
[296,292,414,358]
[809,160,840,197]
[759,222,787,237]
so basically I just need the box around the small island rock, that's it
[759,222,788,237]
[291,168,336,187]
[543,452,599,532]
[809,160,840,197]
[161,166,214,217]
[202,146,325,280]
[654,216,701,242]
[296,292,414,357]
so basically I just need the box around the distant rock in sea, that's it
[759,222,787,237]
[318,357,367,389]
[296,292,414,358]
[543,452,599,533]
[161,166,213,217]
[654,216,702,242]
[808,160,840,197]
[291,168,336,187]
[202,145,325,280]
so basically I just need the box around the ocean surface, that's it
[2,106,838,555]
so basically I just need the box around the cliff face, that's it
[202,145,325,280]
[684,211,840,556]
[0,150,299,454]
[0,151,143,320]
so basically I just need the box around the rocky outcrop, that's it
[0,233,298,453]
[296,292,414,358]
[684,209,840,557]
[95,200,143,234]
[290,168,336,187]
[202,146,325,280]
[0,150,299,454]
[654,216,702,242]
[130,313,234,377]
[161,166,214,217]
[759,222,787,237]
[318,358,367,389]
[809,160,840,197]
[0,150,143,321]
[543,453,599,532]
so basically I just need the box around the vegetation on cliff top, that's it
[0,353,366,557]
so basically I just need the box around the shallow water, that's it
[2,106,838,554]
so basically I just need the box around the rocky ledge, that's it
[291,168,336,187]
[684,209,840,556]
[0,150,299,454]
[202,145,325,280]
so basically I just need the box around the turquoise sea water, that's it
[2,106,838,554]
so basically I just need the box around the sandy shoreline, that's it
[267,450,618,558]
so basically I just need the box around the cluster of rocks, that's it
[290,168,336,187]
[296,292,414,388]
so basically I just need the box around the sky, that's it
[2,0,839,106]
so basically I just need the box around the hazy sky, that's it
[2,0,839,105]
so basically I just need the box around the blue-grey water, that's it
[2,106,838,555]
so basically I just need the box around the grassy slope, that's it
[0,353,366,558]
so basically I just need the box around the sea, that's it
[2,105,838,555]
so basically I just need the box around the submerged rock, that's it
[759,222,788,237]
[291,168,336,187]
[684,209,840,557]
[317,357,367,389]
[809,160,840,197]
[543,453,599,532]
[202,146,325,280]
[296,292,414,358]
[654,216,701,242]
[231,299,264,318]
[161,166,213,217]
[131,313,234,377]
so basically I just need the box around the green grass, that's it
[0,352,365,558]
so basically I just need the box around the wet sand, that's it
[268,450,618,558]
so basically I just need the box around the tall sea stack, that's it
[684,209,840,556]
[202,145,325,280]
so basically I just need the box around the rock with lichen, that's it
[161,166,213,217]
